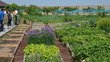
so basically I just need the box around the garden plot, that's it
[11,31,25,34]
[0,40,19,44]
[0,47,16,57]
[55,23,110,62]
[32,22,44,30]
[0,57,13,62]
[23,24,63,62]
[49,22,74,30]
[0,24,31,62]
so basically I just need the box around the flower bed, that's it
[24,24,61,62]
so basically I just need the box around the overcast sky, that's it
[2,0,110,6]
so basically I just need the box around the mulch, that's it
[55,38,74,62]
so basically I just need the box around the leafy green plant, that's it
[97,18,110,33]
[28,31,54,45]
[24,44,60,62]
[55,24,110,62]
[24,25,61,62]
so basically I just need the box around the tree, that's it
[25,5,41,15]
[97,18,110,33]
[82,7,95,15]
[5,3,19,11]
[42,7,59,15]
[63,7,77,22]
[63,7,77,11]
[97,6,107,17]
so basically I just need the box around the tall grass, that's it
[22,14,110,24]
[97,18,110,33]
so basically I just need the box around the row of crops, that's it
[24,25,61,62]
[55,23,110,62]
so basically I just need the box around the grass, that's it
[22,14,110,24]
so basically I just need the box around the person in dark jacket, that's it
[7,10,12,28]
[0,8,5,31]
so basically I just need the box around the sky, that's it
[2,0,110,6]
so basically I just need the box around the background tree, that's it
[97,6,107,17]
[63,7,77,22]
[5,3,19,11]
[82,7,95,16]
[25,5,40,15]
[42,7,59,15]
[63,7,77,11]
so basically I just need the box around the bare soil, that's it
[55,38,74,62]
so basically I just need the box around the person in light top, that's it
[14,10,19,25]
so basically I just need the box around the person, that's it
[7,10,12,28]
[0,8,5,32]
[11,11,14,27]
[13,10,19,25]
[3,10,8,27]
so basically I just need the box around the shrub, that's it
[24,44,60,62]
[89,18,96,27]
[28,25,55,45]
[97,18,110,33]
[55,24,110,62]
[63,16,73,22]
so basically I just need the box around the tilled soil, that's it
[55,38,74,62]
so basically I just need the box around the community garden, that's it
[22,14,110,62]
[0,4,110,62]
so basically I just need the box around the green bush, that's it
[63,16,73,22]
[28,30,54,45]
[97,18,110,33]
[55,24,110,62]
[24,44,60,62]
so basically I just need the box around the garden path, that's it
[0,25,16,37]
[0,24,30,62]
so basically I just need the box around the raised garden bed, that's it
[0,57,13,62]
[9,34,23,36]
[1,38,22,42]
[0,44,18,47]
[17,27,29,29]
[0,40,19,44]
[10,32,24,34]
[0,47,16,53]
[12,31,25,33]
[8,36,22,38]
[0,24,31,62]
[15,29,27,31]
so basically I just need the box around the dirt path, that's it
[55,38,73,62]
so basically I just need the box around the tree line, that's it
[5,3,109,17]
